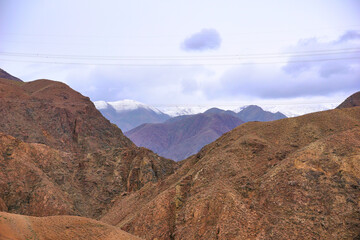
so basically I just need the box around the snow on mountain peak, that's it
[94,99,338,118]
[156,105,211,117]
[93,100,108,110]
[94,99,162,113]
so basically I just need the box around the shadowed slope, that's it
[126,112,244,161]
[102,107,360,240]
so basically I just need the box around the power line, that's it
[0,48,359,61]
[153,101,341,107]
[0,56,359,67]
[2,25,359,38]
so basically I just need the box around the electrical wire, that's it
[0,56,359,66]
[0,48,359,60]
[2,24,359,38]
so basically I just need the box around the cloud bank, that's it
[181,28,221,51]
[204,30,360,100]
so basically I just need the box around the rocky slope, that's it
[95,100,170,131]
[126,112,244,161]
[102,106,360,239]
[0,76,176,219]
[337,91,360,109]
[0,211,141,240]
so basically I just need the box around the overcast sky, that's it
[0,0,359,109]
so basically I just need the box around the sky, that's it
[0,0,360,112]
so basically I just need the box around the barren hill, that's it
[102,106,360,239]
[126,112,244,161]
[0,211,141,240]
[0,76,176,219]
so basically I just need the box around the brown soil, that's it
[0,211,141,240]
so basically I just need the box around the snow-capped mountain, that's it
[94,100,170,132]
[158,103,338,118]
[94,98,339,132]
[95,99,162,114]
[156,105,211,117]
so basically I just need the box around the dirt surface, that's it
[102,106,360,240]
[0,211,141,240]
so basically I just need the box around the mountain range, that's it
[95,101,287,133]
[95,100,287,161]
[126,106,286,161]
[0,68,359,239]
